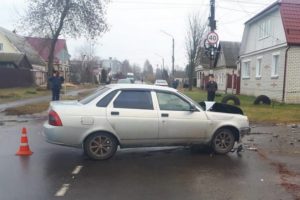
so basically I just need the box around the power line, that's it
[111,0,270,7]
[216,5,258,14]
[220,0,269,6]
[111,1,204,6]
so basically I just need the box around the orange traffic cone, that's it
[16,127,33,156]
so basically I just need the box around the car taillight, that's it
[49,110,63,126]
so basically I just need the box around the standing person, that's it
[49,71,64,101]
[206,74,218,101]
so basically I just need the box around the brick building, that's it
[239,0,300,103]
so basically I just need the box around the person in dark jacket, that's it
[49,71,64,101]
[206,74,218,101]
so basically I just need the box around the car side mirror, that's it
[190,104,197,112]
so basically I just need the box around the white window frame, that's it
[256,57,262,78]
[242,60,251,79]
[0,43,3,51]
[271,52,280,78]
[259,20,271,39]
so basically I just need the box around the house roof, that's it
[280,0,300,45]
[0,27,46,66]
[244,1,279,25]
[244,0,300,45]
[0,53,32,69]
[217,41,240,68]
[25,37,68,63]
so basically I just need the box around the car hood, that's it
[199,101,244,115]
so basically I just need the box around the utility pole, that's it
[172,38,174,78]
[209,0,216,32]
[161,30,175,79]
[209,0,216,69]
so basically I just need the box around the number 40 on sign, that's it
[207,32,219,45]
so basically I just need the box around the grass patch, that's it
[0,87,50,103]
[4,88,95,115]
[182,88,300,124]
[5,102,50,115]
[25,90,37,94]
[0,84,98,103]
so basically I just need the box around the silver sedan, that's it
[43,84,250,160]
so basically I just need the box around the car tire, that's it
[212,128,235,154]
[84,132,118,160]
[254,95,271,105]
[221,95,240,105]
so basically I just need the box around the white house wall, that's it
[214,68,227,93]
[216,68,239,93]
[240,47,286,101]
[242,8,287,55]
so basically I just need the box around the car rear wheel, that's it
[84,132,118,160]
[212,128,235,154]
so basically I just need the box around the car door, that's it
[155,91,209,144]
[106,89,159,146]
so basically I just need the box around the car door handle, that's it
[111,111,119,116]
[161,113,169,117]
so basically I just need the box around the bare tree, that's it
[143,60,154,75]
[121,60,132,75]
[77,39,98,61]
[185,13,207,91]
[143,60,155,83]
[20,0,109,88]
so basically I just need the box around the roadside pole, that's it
[207,0,218,70]
[64,66,67,96]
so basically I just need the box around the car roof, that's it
[107,84,176,92]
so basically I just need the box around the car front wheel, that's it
[84,132,118,160]
[212,128,235,154]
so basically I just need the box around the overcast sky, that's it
[0,0,276,71]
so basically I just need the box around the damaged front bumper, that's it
[240,127,251,138]
[230,127,251,153]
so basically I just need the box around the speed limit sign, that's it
[207,32,219,45]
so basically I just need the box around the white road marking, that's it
[55,184,70,197]
[72,165,83,175]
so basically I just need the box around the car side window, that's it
[97,90,119,107]
[156,92,191,111]
[113,90,153,110]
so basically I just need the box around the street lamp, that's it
[161,30,175,79]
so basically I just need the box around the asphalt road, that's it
[0,118,298,200]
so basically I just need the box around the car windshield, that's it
[79,87,110,105]
[177,91,202,110]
